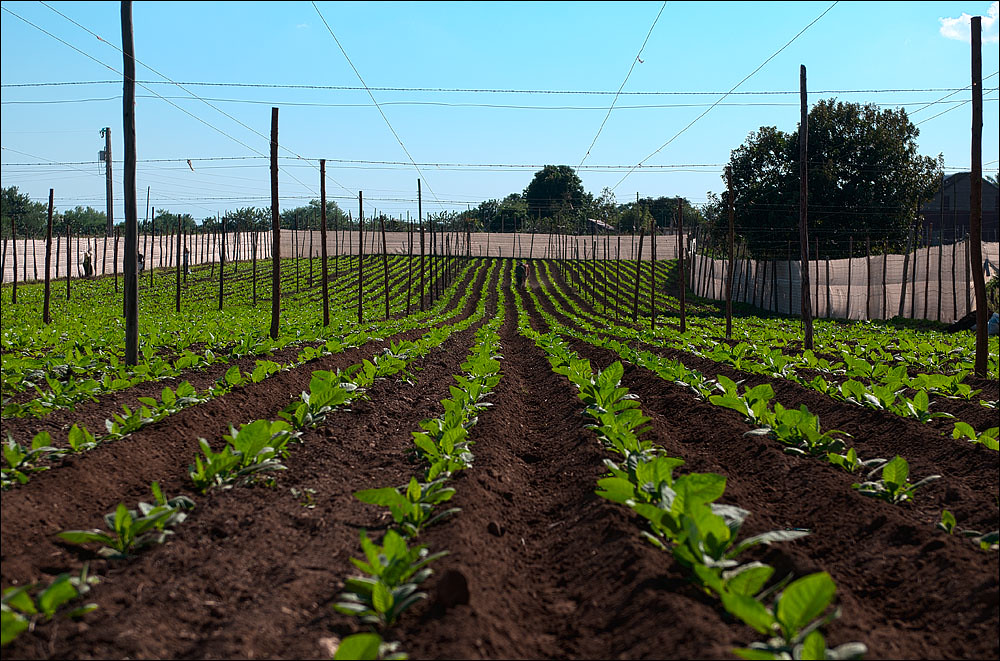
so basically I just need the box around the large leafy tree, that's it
[524,165,585,224]
[723,99,942,258]
[1,186,47,238]
[63,206,108,235]
[280,199,346,230]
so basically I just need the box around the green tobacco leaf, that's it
[800,631,827,660]
[731,647,779,660]
[37,575,77,618]
[881,456,908,487]
[595,477,636,504]
[3,586,37,615]
[1,609,30,647]
[720,589,776,635]
[776,572,836,638]
[333,632,384,660]
[355,487,405,507]
[372,581,393,615]
[723,562,774,597]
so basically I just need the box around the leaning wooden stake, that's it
[725,168,734,339]
[175,214,181,313]
[122,0,139,366]
[380,214,389,320]
[10,219,17,304]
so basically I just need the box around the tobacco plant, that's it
[333,529,446,627]
[1,564,99,647]
[354,477,460,537]
[852,456,940,504]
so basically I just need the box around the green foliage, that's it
[58,484,194,558]
[952,422,999,451]
[333,530,446,628]
[332,633,407,660]
[355,477,460,537]
[1,431,64,488]
[725,572,868,660]
[722,99,941,259]
[189,420,297,492]
[852,455,940,504]
[523,165,585,224]
[1,565,99,647]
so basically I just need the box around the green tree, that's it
[524,165,585,225]
[279,199,345,230]
[724,99,942,258]
[63,206,109,235]
[1,186,47,238]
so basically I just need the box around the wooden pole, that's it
[787,243,794,315]
[320,159,329,326]
[923,224,930,317]
[150,210,155,287]
[270,106,281,340]
[846,236,853,319]
[725,171,734,337]
[970,14,987,376]
[381,214,389,320]
[114,228,119,293]
[358,192,364,324]
[10,219,16,304]
[252,229,257,307]
[936,226,943,322]
[798,64,813,348]
[406,215,413,315]
[43,189,53,324]
[122,0,139,366]
[649,205,656,329]
[951,229,958,321]
[632,228,645,323]
[218,215,225,310]
[965,233,972,316]
[65,214,71,299]
[898,223,914,317]
[175,213,181,312]
[419,180,425,311]
[294,213,299,294]
[866,236,872,319]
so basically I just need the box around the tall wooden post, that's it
[406,215,413,315]
[677,197,686,332]
[43,189,54,324]
[320,159,329,326]
[66,214,71,299]
[970,15,987,376]
[270,107,281,340]
[898,223,914,317]
[798,64,813,348]
[632,228,645,323]
[10,219,16,304]
[725,169,734,338]
[114,228,119,293]
[150,210,155,287]
[846,236,853,318]
[649,205,657,329]
[418,180,425,311]
[121,0,138,366]
[381,215,389,320]
[175,214,181,312]
[357,192,364,324]
[923,225,931,317]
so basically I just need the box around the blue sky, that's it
[2,1,998,221]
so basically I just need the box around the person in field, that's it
[137,251,145,274]
[183,247,191,275]
[515,261,529,288]
[81,250,94,278]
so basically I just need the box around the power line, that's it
[311,0,443,211]
[6,94,999,112]
[579,1,666,167]
[1,79,985,96]
[611,1,840,193]
[37,1,340,200]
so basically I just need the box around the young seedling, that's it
[354,476,460,537]
[189,419,298,492]
[333,529,447,627]
[332,633,407,661]
[852,455,940,504]
[2,431,64,488]
[723,572,867,660]
[1,564,99,647]
[58,484,194,559]
[951,423,999,451]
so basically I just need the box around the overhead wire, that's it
[579,0,667,167]
[610,1,839,193]
[36,1,340,200]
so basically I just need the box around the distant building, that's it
[920,172,999,242]
[586,218,615,234]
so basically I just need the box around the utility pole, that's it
[101,127,113,237]
[121,1,138,366]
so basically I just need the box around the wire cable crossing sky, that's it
[1,1,998,219]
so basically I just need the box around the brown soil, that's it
[1,258,997,660]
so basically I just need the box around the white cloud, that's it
[939,1,999,43]
[296,23,310,29]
